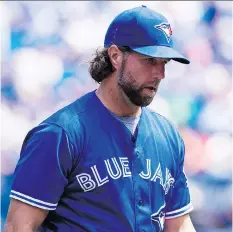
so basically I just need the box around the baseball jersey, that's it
[10,90,193,232]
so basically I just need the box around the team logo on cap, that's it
[154,22,172,43]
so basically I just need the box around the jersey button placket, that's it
[138,200,144,206]
[136,151,140,158]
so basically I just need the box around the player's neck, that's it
[96,77,141,117]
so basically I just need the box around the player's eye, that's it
[146,58,155,64]
[144,58,170,65]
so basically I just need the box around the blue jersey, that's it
[10,90,193,232]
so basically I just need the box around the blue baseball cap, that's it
[104,5,190,64]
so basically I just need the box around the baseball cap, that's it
[104,5,190,64]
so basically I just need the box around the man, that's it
[5,5,196,232]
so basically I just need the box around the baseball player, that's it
[5,5,196,232]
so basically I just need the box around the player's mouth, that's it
[144,86,157,92]
[145,87,156,91]
[142,87,157,96]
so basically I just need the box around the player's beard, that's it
[117,55,157,107]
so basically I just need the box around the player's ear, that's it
[108,45,124,71]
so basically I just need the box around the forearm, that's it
[164,225,196,232]
[164,214,196,232]
[4,199,48,232]
[4,221,38,232]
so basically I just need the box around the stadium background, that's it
[0,1,232,231]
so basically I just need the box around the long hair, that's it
[88,46,131,83]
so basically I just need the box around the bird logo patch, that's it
[155,22,172,43]
[151,203,166,231]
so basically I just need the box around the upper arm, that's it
[4,198,48,232]
[9,123,73,210]
[5,123,74,231]
[164,213,196,232]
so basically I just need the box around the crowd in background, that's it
[1,1,232,231]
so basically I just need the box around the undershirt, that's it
[109,110,141,135]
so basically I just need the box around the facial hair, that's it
[117,56,157,107]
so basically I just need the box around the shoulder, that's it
[42,91,95,128]
[25,91,97,152]
[39,91,98,138]
[145,107,179,135]
[144,107,185,156]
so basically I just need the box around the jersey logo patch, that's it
[154,22,172,43]
[151,203,166,231]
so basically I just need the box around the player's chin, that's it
[139,94,156,106]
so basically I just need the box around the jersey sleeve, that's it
[165,135,193,219]
[10,123,74,211]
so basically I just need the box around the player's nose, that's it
[152,62,165,80]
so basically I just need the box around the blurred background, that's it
[0,1,232,231]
